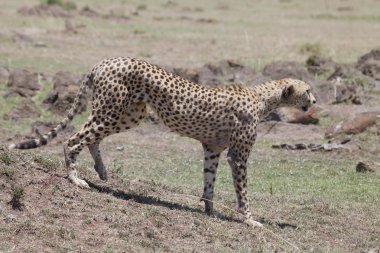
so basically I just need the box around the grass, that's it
[1,0,380,74]
[9,185,24,210]
[33,154,61,171]
[95,132,380,209]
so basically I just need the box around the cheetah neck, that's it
[252,81,284,117]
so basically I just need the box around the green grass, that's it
[99,135,380,209]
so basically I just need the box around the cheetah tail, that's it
[8,73,93,150]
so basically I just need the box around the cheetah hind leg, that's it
[63,119,109,188]
[63,102,147,187]
[88,143,107,181]
[87,102,147,181]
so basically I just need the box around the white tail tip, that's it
[8,144,16,150]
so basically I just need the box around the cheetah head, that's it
[281,79,316,112]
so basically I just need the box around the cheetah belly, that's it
[150,100,232,149]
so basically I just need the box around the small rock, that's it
[306,55,337,76]
[3,99,40,121]
[356,49,380,80]
[44,71,86,115]
[327,64,362,81]
[6,69,41,97]
[4,214,17,223]
[116,146,124,151]
[356,161,375,173]
[79,6,100,17]
[34,41,47,47]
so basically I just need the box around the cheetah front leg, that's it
[227,133,263,228]
[201,144,221,214]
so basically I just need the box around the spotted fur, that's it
[9,57,316,227]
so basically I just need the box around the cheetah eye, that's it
[306,89,310,94]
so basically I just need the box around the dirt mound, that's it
[18,4,72,18]
[79,6,129,21]
[43,71,86,115]
[0,146,273,252]
[306,55,337,76]
[79,5,100,17]
[172,60,262,87]
[327,63,364,81]
[262,61,314,82]
[0,66,10,84]
[3,99,40,121]
[6,69,41,97]
[356,49,380,80]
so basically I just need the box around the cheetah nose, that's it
[312,99,316,104]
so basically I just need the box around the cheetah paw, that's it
[69,174,90,189]
[245,218,264,228]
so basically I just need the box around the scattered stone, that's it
[272,133,353,151]
[4,214,17,223]
[3,99,40,121]
[272,142,346,151]
[331,80,361,105]
[356,161,375,173]
[116,146,125,151]
[313,79,363,105]
[327,65,354,81]
[356,49,380,80]
[327,64,374,85]
[34,41,47,47]
[6,69,41,97]
[262,61,314,82]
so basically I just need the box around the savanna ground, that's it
[0,0,380,252]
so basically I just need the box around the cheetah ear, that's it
[282,85,295,100]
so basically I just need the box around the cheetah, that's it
[9,57,316,227]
